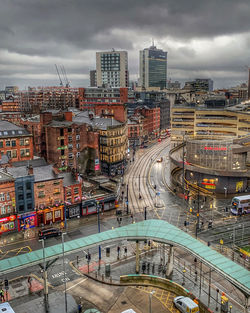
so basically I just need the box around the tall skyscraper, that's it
[139,45,167,89]
[96,50,129,88]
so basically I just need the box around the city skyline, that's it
[1,0,250,89]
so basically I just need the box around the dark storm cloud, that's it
[1,0,250,88]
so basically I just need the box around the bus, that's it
[231,195,250,215]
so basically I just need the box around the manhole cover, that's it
[121,301,127,305]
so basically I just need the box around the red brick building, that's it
[62,172,82,218]
[128,116,144,146]
[1,99,20,112]
[33,165,65,226]
[0,121,33,162]
[79,87,133,122]
[44,111,99,172]
[135,106,160,137]
[0,170,16,234]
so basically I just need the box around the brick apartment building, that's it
[134,106,160,138]
[0,170,16,234]
[0,121,33,162]
[1,99,20,112]
[44,111,99,173]
[79,87,133,122]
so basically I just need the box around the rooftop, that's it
[0,121,30,138]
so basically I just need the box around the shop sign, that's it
[204,146,227,151]
[95,164,100,171]
[57,145,68,150]
[0,215,16,223]
[205,185,216,189]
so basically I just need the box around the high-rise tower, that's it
[96,50,129,88]
[139,45,167,89]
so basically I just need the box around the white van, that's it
[174,296,199,313]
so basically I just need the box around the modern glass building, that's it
[139,45,167,89]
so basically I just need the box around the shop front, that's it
[17,212,37,231]
[0,215,17,234]
[66,203,81,219]
[36,205,64,226]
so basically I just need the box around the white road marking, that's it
[66,277,88,291]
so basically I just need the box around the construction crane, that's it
[55,64,63,87]
[61,65,70,88]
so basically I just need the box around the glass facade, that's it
[186,139,246,171]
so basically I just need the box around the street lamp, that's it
[149,290,155,313]
[61,232,67,313]
[96,201,101,268]
[39,239,49,313]
[224,187,227,198]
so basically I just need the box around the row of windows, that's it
[0,205,13,215]
[66,187,79,196]
[0,138,30,148]
[0,192,11,201]
[38,188,61,198]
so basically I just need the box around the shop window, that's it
[6,140,10,147]
[19,205,24,212]
[74,187,79,194]
[0,193,5,201]
[18,194,24,201]
[11,140,16,147]
[0,141,3,148]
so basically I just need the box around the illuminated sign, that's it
[0,215,16,223]
[204,146,227,151]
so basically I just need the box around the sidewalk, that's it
[0,275,44,303]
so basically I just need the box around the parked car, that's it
[38,228,62,240]
[173,296,199,313]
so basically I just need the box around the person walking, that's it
[0,289,5,302]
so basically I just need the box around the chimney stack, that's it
[27,164,33,175]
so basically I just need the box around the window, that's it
[5,205,11,213]
[61,149,65,156]
[38,191,45,198]
[0,193,5,201]
[21,149,26,157]
[27,203,33,210]
[74,187,79,194]
[66,190,71,196]
[69,153,73,159]
[11,150,17,158]
[25,149,30,156]
[18,186,23,192]
[27,193,32,199]
[20,139,24,146]
[18,194,24,201]
[68,136,72,143]
[6,140,10,147]
[11,140,16,147]
[76,152,80,158]
[60,128,64,136]
[19,205,24,212]
[6,193,10,200]
[24,138,29,145]
[0,141,3,148]
[76,143,80,149]
[26,182,31,190]
[68,128,72,133]
[6,151,11,158]
[76,135,80,141]
[1,206,6,215]
[53,188,60,194]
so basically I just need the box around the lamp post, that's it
[96,201,101,268]
[224,187,227,199]
[39,239,48,313]
[126,184,129,215]
[139,174,141,199]
[61,232,67,313]
[149,290,155,313]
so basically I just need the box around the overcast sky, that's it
[1,0,250,90]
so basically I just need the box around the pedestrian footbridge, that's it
[0,219,249,297]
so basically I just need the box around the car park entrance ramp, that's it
[0,219,249,297]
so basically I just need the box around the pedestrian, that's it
[124,246,127,257]
[0,289,5,302]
